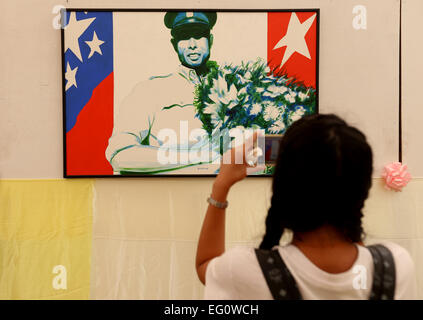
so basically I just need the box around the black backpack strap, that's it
[255,248,302,300]
[367,244,396,300]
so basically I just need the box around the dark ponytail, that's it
[259,195,285,250]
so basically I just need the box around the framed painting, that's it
[61,9,319,177]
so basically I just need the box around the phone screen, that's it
[264,135,282,164]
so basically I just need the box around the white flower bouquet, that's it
[194,59,316,139]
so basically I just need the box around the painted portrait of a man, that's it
[63,10,318,176]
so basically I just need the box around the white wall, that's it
[0,0,400,178]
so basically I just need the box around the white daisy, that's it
[250,103,262,116]
[290,113,302,122]
[289,90,297,98]
[264,85,288,98]
[208,75,239,109]
[263,91,277,98]
[290,106,306,122]
[285,93,296,103]
[298,92,308,101]
[269,120,285,133]
[263,105,280,121]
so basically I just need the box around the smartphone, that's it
[264,134,283,164]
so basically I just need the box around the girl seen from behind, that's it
[196,114,417,300]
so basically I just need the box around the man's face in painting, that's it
[172,26,213,69]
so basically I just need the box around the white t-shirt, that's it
[204,241,417,300]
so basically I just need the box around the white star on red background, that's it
[273,13,316,68]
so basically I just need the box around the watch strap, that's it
[207,196,228,209]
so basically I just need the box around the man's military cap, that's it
[164,12,217,31]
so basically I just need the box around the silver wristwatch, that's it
[207,196,228,209]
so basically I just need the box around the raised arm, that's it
[195,131,264,284]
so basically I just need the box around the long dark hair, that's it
[259,114,373,250]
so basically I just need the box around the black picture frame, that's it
[61,8,320,178]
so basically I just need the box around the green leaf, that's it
[162,103,193,111]
[140,115,155,146]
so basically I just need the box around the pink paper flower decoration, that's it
[382,162,412,191]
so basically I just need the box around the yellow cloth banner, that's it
[0,180,93,299]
